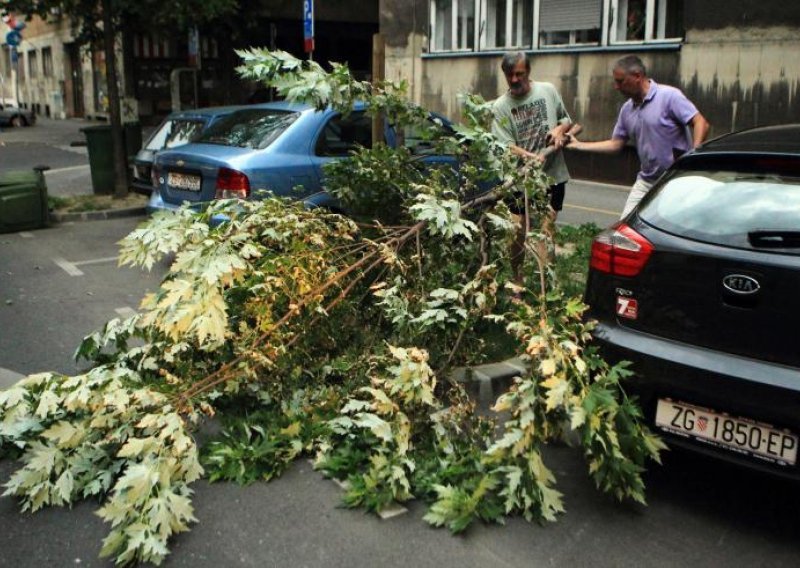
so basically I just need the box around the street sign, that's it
[188,27,200,68]
[5,30,21,47]
[303,0,314,53]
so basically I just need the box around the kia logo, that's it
[722,274,760,295]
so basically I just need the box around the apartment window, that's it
[28,50,38,78]
[429,0,683,52]
[610,0,683,43]
[431,0,477,51]
[481,0,532,49]
[42,47,53,77]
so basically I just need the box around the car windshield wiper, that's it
[748,229,800,248]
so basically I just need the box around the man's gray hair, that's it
[614,55,647,76]
[501,51,530,74]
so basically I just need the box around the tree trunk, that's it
[101,0,129,199]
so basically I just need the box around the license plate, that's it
[655,399,798,466]
[167,172,201,191]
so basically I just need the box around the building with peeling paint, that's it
[1,2,377,125]
[381,0,800,184]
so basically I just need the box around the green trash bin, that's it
[81,122,143,195]
[0,167,49,233]
[81,125,114,194]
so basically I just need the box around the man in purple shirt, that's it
[567,55,710,217]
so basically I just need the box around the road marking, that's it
[53,256,84,276]
[563,203,619,217]
[18,232,34,238]
[54,255,118,276]
[572,178,632,192]
[0,367,25,389]
[73,256,118,267]
[46,164,90,174]
[115,307,138,318]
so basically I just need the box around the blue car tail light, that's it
[215,168,250,200]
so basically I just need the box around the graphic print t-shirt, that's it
[492,82,571,184]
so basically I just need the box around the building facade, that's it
[381,0,800,183]
[1,1,378,126]
[0,14,125,120]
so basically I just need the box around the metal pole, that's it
[14,47,20,106]
[371,33,385,147]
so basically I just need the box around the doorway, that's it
[65,43,84,118]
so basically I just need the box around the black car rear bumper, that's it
[592,321,800,480]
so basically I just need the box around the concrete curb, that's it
[49,206,147,224]
[453,356,529,410]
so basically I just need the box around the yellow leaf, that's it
[539,358,556,376]
[570,406,586,430]
[280,421,302,437]
[541,375,569,412]
[41,420,84,447]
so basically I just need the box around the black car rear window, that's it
[198,109,299,150]
[639,156,800,254]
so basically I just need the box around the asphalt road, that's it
[1,119,799,567]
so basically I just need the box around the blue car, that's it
[132,105,247,195]
[147,101,456,215]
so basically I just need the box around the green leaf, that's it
[35,390,61,418]
[353,413,393,442]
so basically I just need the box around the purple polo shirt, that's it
[612,80,699,183]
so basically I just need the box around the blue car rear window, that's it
[145,119,207,151]
[198,109,300,150]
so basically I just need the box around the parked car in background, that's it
[131,106,245,195]
[584,124,800,479]
[0,103,35,128]
[147,101,456,215]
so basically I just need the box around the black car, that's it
[585,124,800,479]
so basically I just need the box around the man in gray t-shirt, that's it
[492,51,572,213]
[491,50,573,285]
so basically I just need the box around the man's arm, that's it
[566,136,626,154]
[509,144,544,162]
[689,112,710,148]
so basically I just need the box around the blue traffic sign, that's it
[303,0,314,52]
[5,30,21,47]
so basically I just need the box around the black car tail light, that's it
[151,166,159,189]
[590,223,654,277]
[215,168,250,200]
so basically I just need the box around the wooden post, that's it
[371,33,386,146]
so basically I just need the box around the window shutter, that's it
[539,0,602,32]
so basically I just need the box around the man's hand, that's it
[546,124,571,150]
[562,123,584,149]
[564,132,580,149]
